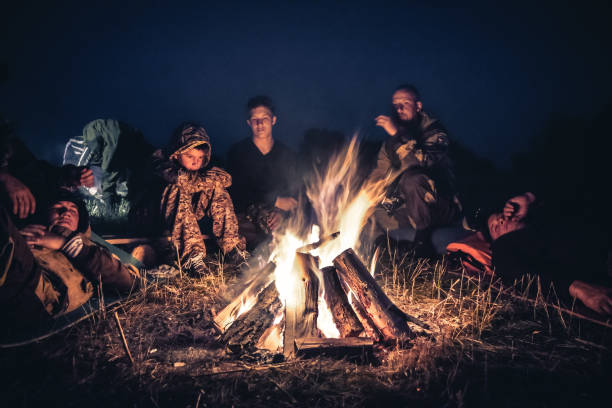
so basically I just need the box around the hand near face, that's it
[375,115,398,136]
[78,167,95,188]
[569,280,612,315]
[503,192,536,221]
[0,173,36,219]
[20,224,67,250]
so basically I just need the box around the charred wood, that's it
[214,262,276,333]
[333,249,412,342]
[295,337,374,360]
[321,266,364,337]
[222,282,283,353]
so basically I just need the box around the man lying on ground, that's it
[153,123,247,275]
[447,192,612,316]
[0,190,140,335]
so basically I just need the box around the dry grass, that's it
[1,244,611,407]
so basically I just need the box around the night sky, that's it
[2,1,611,167]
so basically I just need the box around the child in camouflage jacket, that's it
[153,123,246,274]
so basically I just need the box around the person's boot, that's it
[224,247,250,266]
[181,253,209,276]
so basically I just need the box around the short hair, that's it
[394,84,421,101]
[246,95,275,117]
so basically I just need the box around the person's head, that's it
[47,191,90,234]
[169,122,211,171]
[391,84,423,123]
[246,95,277,139]
[487,212,526,241]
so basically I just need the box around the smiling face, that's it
[178,148,206,171]
[487,212,526,241]
[392,89,422,122]
[247,106,277,139]
[48,201,80,233]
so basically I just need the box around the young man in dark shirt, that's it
[226,96,298,248]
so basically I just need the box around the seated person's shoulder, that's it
[204,166,232,188]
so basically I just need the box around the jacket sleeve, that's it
[369,143,394,181]
[395,123,450,171]
[69,240,139,292]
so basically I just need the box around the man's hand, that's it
[20,224,67,250]
[79,167,95,188]
[569,280,612,315]
[375,115,398,136]
[266,210,283,231]
[274,196,298,212]
[503,192,536,221]
[0,173,36,219]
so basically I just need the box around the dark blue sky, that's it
[2,1,611,166]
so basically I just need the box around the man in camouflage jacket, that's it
[371,84,461,242]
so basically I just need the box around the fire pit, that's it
[213,138,423,358]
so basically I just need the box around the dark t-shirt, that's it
[226,137,298,213]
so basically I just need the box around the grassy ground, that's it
[1,244,611,407]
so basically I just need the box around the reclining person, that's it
[0,191,140,336]
[370,84,461,247]
[448,192,612,316]
[153,123,246,275]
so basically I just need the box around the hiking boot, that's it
[182,254,209,276]
[224,247,250,266]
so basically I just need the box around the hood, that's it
[168,122,211,168]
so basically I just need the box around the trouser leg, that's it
[395,170,459,232]
[200,186,245,254]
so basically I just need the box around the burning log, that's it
[321,266,364,337]
[333,249,412,342]
[296,231,340,253]
[222,282,283,352]
[347,292,382,342]
[214,262,276,333]
[284,253,320,357]
[295,337,374,359]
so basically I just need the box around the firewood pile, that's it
[214,247,424,358]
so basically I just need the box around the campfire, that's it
[214,138,421,357]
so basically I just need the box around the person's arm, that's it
[369,143,395,182]
[569,280,612,315]
[408,122,450,169]
[503,192,536,221]
[20,226,139,291]
[0,171,36,219]
[65,237,140,292]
